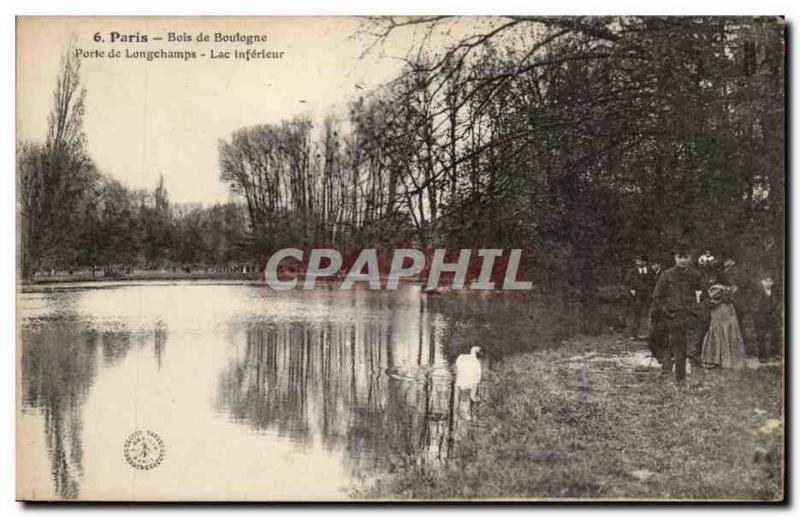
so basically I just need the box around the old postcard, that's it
[16,16,785,502]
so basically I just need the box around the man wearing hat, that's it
[624,254,653,340]
[651,244,706,385]
[752,271,781,362]
[647,257,668,363]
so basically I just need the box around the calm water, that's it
[18,282,528,501]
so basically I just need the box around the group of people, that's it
[623,244,781,384]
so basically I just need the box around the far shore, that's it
[21,270,263,286]
[19,270,437,289]
[19,271,632,303]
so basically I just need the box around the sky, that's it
[17,17,461,204]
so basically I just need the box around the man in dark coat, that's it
[647,258,668,363]
[624,255,653,339]
[752,272,782,362]
[651,246,706,384]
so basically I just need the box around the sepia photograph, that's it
[14,15,785,502]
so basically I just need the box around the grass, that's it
[357,334,784,501]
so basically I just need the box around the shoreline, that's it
[18,272,501,291]
[357,334,784,500]
[21,271,263,286]
[17,272,440,292]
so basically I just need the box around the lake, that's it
[17,281,617,501]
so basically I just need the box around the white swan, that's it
[455,346,483,396]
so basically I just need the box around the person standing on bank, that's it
[752,272,781,363]
[698,248,716,284]
[651,245,706,385]
[700,262,746,370]
[715,256,752,343]
[624,255,652,340]
[647,258,668,364]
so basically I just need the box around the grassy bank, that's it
[358,334,784,501]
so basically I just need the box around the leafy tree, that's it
[18,44,95,278]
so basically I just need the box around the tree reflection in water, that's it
[216,293,481,478]
[19,285,623,500]
[20,320,166,498]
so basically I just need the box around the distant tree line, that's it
[19,17,784,289]
[17,49,251,278]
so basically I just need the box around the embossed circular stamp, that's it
[124,430,165,470]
